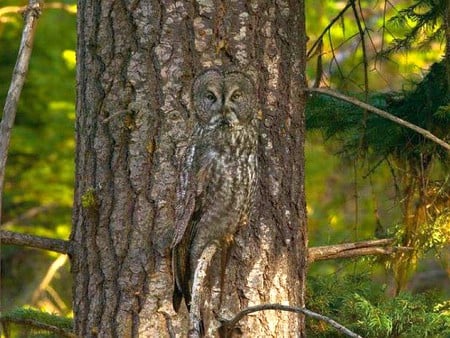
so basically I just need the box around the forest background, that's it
[1,0,449,337]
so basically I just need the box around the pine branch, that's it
[0,0,42,224]
[0,317,75,338]
[308,238,411,262]
[0,230,71,255]
[305,87,450,151]
[219,303,362,338]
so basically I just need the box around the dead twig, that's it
[219,303,362,338]
[309,238,412,262]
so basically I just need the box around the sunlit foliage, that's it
[307,273,450,337]
[1,0,76,315]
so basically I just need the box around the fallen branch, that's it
[0,230,71,255]
[219,303,362,338]
[305,87,450,151]
[308,238,411,262]
[0,0,43,223]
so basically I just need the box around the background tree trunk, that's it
[72,0,307,336]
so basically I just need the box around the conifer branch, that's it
[219,303,362,338]
[0,317,75,338]
[305,87,450,151]
[0,230,71,255]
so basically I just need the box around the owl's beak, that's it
[218,117,230,127]
[221,107,239,127]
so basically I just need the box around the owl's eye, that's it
[230,91,243,102]
[205,91,217,103]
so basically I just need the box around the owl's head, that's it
[192,68,257,129]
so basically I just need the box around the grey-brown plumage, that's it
[172,68,258,312]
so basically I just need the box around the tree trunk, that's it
[72,1,307,336]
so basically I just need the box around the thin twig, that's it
[0,0,43,224]
[101,110,128,124]
[0,230,71,255]
[162,311,177,338]
[219,303,362,338]
[32,254,69,303]
[307,1,353,58]
[351,0,368,99]
[305,87,450,151]
[351,0,369,152]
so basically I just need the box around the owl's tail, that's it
[172,284,184,313]
[172,241,192,312]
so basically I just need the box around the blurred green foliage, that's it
[1,0,76,316]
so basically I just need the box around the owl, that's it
[172,68,259,313]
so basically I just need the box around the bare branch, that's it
[0,0,42,223]
[219,303,362,338]
[305,87,450,151]
[0,230,71,255]
[308,238,412,262]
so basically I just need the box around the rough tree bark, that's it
[72,1,307,336]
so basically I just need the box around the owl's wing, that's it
[172,147,212,247]
[172,144,214,312]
